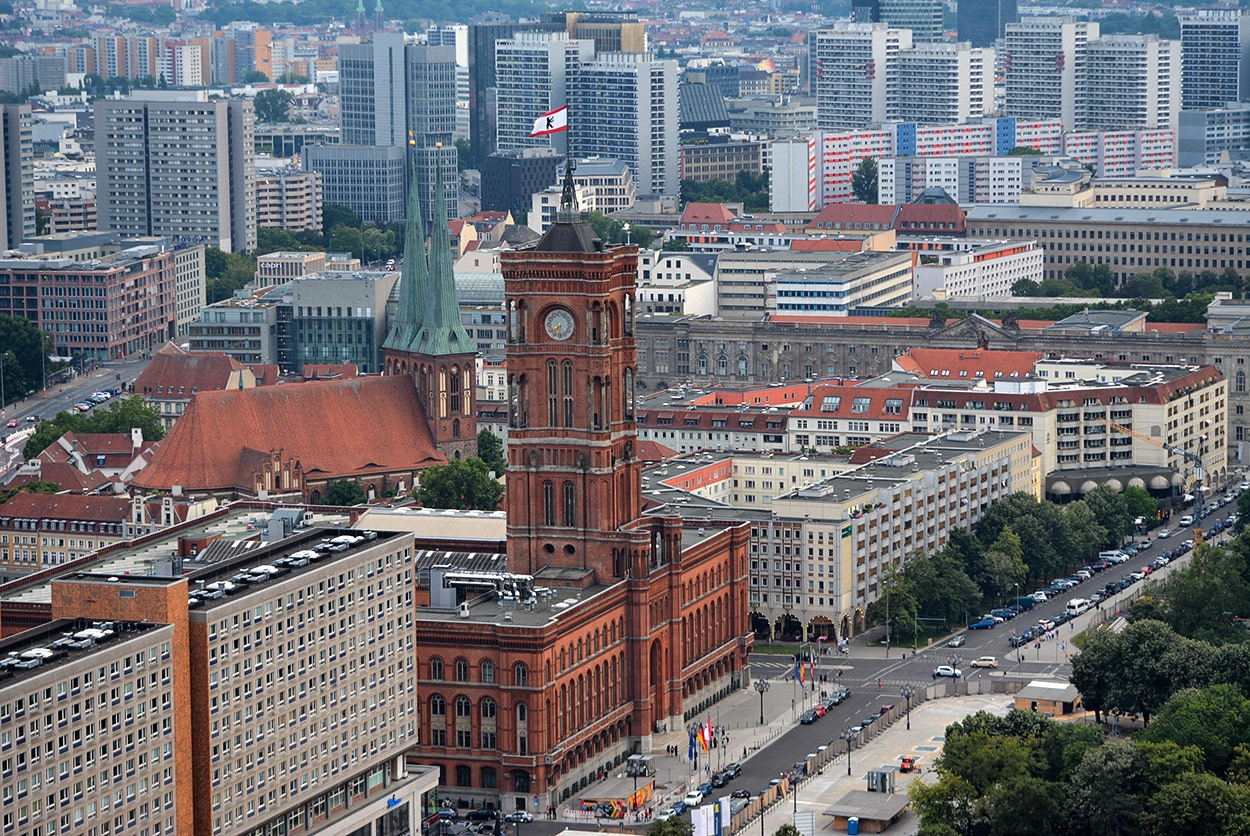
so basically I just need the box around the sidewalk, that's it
[753,694,1013,836]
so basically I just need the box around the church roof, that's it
[132,377,444,493]
[532,218,603,253]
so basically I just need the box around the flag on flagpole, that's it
[530,105,568,137]
[688,727,696,762]
[705,716,714,751]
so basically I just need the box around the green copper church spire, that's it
[412,147,473,356]
[382,142,428,353]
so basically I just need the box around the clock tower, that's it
[501,183,663,585]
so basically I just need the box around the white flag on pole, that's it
[530,105,568,137]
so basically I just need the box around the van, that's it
[1065,598,1091,617]
[1098,550,1127,563]
[1179,515,1195,526]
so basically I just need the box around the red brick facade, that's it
[414,219,753,813]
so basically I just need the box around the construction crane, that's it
[1098,418,1205,490]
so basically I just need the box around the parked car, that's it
[698,783,714,797]
[466,810,499,823]
[724,763,742,779]
[800,709,817,725]
[948,635,966,647]
[813,703,827,717]
[683,790,704,807]
[671,801,689,815]
[970,656,999,668]
[730,789,751,800]
[710,772,728,788]
[656,809,679,822]
[437,809,458,820]
[969,617,996,630]
[861,714,877,728]
[1158,528,1173,539]
[933,665,962,679]
[504,812,533,824]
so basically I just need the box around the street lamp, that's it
[840,728,856,776]
[754,679,770,725]
[900,685,915,731]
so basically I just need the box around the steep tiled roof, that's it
[895,204,966,235]
[791,385,913,421]
[808,204,898,231]
[5,463,111,494]
[0,492,130,523]
[636,440,678,463]
[894,348,1041,381]
[133,347,243,400]
[680,203,737,228]
[133,377,445,493]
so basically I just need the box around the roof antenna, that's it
[558,114,578,221]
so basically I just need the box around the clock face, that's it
[544,308,574,341]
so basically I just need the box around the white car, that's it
[1157,529,1172,539]
[970,656,998,669]
[933,665,962,679]
[683,790,704,807]
[656,809,678,822]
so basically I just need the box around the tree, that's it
[1142,684,1250,775]
[241,69,270,84]
[0,481,60,506]
[455,137,473,171]
[660,239,692,252]
[1122,486,1157,526]
[1237,489,1250,533]
[322,204,362,239]
[253,88,293,123]
[1012,278,1041,297]
[476,429,505,476]
[979,527,1028,599]
[22,396,165,460]
[329,226,364,262]
[416,458,503,511]
[1158,544,1250,643]
[773,825,801,836]
[321,480,366,506]
[1007,146,1043,156]
[1082,485,1133,546]
[0,314,54,406]
[1065,740,1144,836]
[587,211,655,248]
[851,157,878,204]
[646,816,691,836]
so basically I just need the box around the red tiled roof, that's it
[791,385,912,421]
[133,377,445,493]
[6,463,112,494]
[302,363,359,381]
[1146,322,1207,333]
[248,364,282,386]
[894,348,1042,380]
[0,492,130,523]
[808,204,898,231]
[790,239,866,252]
[680,203,737,228]
[895,204,966,234]
[133,346,243,399]
[636,440,678,463]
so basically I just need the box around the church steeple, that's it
[412,154,472,357]
[383,148,427,354]
[372,0,384,31]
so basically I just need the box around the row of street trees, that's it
[868,487,1155,635]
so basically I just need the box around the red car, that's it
[5,419,16,428]
[814,703,827,717]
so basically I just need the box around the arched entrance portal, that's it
[808,616,835,642]
[774,614,802,642]
[750,612,772,641]
[649,639,664,728]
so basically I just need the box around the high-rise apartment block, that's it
[1180,9,1250,110]
[1077,34,1179,132]
[957,0,1018,48]
[493,32,593,155]
[1,104,34,250]
[97,92,256,253]
[570,52,680,196]
[1003,17,1099,129]
[301,145,406,226]
[1178,103,1250,165]
[814,23,913,129]
[891,42,993,124]
[0,54,66,94]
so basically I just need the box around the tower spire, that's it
[414,146,472,354]
[382,136,428,353]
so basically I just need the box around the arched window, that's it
[455,696,471,717]
[738,357,748,376]
[513,771,531,793]
[516,703,528,722]
[449,366,461,413]
[563,360,574,427]
[455,658,469,682]
[563,481,576,527]
[481,767,497,789]
[452,418,461,439]
[455,766,471,787]
[514,663,529,686]
[430,657,444,680]
[1237,371,1246,394]
[543,481,555,526]
[481,661,495,683]
[548,360,559,426]
[430,695,445,716]
[481,697,497,719]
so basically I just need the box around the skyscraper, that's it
[333,33,457,223]
[814,22,913,130]
[494,31,593,155]
[0,104,33,250]
[851,0,943,41]
[1003,17,1099,130]
[957,0,1018,48]
[1077,34,1180,132]
[1180,9,1250,110]
[96,92,256,252]
[571,52,680,196]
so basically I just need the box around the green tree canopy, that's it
[476,430,505,477]
[851,157,878,204]
[253,88,293,123]
[321,480,366,506]
[0,314,56,407]
[416,458,503,511]
[21,396,165,460]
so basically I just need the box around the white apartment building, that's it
[637,249,717,316]
[1004,17,1099,130]
[814,23,912,130]
[527,157,637,232]
[1179,9,1250,111]
[774,251,915,316]
[879,155,1030,205]
[570,53,680,196]
[494,31,593,155]
[912,239,1043,298]
[1077,34,1180,132]
[891,42,994,126]
[771,136,819,212]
